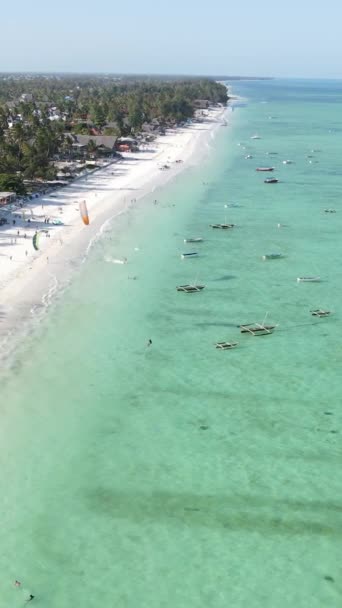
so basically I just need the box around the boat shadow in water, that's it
[194,321,239,329]
[85,489,341,537]
[212,274,237,282]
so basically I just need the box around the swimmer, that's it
[14,580,21,587]
[26,595,35,602]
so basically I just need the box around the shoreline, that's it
[0,105,230,361]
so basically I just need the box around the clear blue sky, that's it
[2,0,341,78]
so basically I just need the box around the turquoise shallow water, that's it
[1,80,342,607]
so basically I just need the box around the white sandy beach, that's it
[0,105,229,357]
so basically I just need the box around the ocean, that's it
[1,79,342,607]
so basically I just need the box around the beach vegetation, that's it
[0,74,228,187]
[0,173,26,194]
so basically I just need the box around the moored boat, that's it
[176,284,205,293]
[215,342,238,350]
[184,237,204,243]
[264,178,279,183]
[240,324,276,336]
[311,309,331,317]
[256,167,275,172]
[324,209,336,213]
[297,276,321,282]
[283,160,294,164]
[251,134,261,139]
[181,252,198,259]
[210,223,235,229]
[262,253,284,260]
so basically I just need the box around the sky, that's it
[1,0,342,78]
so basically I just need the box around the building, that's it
[21,93,33,102]
[193,99,210,109]
[115,137,138,152]
[72,134,117,151]
[0,192,16,206]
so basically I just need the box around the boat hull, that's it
[262,254,284,260]
[210,224,235,229]
[215,342,238,350]
[176,285,205,293]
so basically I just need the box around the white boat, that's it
[184,237,203,243]
[283,160,294,164]
[262,253,284,260]
[181,252,198,259]
[251,134,261,139]
[104,256,128,264]
[245,154,253,159]
[297,276,321,283]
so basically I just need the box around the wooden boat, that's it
[239,313,277,336]
[256,167,275,172]
[297,276,321,282]
[264,178,279,184]
[181,252,198,259]
[240,323,276,336]
[311,309,331,317]
[210,223,235,229]
[176,284,205,293]
[215,342,238,350]
[262,253,284,260]
[184,237,203,243]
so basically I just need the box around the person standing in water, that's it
[147,339,152,347]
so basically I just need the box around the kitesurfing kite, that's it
[79,200,89,225]
[32,230,50,250]
[32,231,40,250]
